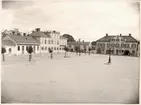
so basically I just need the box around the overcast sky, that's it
[2,0,140,41]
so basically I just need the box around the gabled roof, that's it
[8,35,39,44]
[30,31,50,38]
[2,40,16,46]
[68,41,90,46]
[96,35,138,43]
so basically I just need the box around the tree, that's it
[62,34,75,42]
[48,48,53,59]
[1,47,6,61]
[78,46,81,56]
[91,41,97,46]
[64,46,69,58]
[74,46,79,55]
[108,48,111,63]
[88,47,91,55]
[27,46,33,61]
[84,48,87,54]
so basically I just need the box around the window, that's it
[126,44,129,48]
[54,47,56,50]
[60,48,61,50]
[42,47,44,50]
[131,44,136,48]
[112,39,115,41]
[37,46,39,50]
[52,40,53,44]
[116,39,119,41]
[107,43,110,48]
[18,46,20,51]
[116,44,119,48]
[48,40,50,44]
[45,40,46,44]
[57,47,59,50]
[121,44,124,48]
[57,41,59,45]
[26,46,28,51]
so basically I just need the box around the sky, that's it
[1,0,140,41]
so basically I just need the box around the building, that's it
[96,33,139,56]
[2,34,40,55]
[67,40,91,52]
[30,28,67,53]
[2,28,67,55]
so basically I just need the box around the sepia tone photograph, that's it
[1,0,140,104]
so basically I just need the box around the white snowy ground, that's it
[1,52,140,104]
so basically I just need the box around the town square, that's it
[1,0,140,104]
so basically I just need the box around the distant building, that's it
[67,40,91,52]
[96,33,139,56]
[2,28,67,55]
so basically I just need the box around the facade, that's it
[2,28,67,55]
[2,35,40,55]
[30,28,67,53]
[96,33,139,56]
[67,41,91,52]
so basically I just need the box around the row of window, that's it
[17,46,64,51]
[41,39,66,45]
[41,47,64,51]
[111,38,126,42]
[98,43,137,48]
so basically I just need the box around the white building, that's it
[30,28,67,53]
[2,28,67,55]
[2,35,40,55]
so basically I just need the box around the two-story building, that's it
[30,28,67,53]
[67,40,91,52]
[96,33,139,56]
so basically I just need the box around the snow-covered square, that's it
[1,53,139,104]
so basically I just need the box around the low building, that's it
[96,33,139,56]
[67,40,91,52]
[2,35,40,55]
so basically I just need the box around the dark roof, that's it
[10,35,39,44]
[60,36,67,39]
[96,35,138,42]
[2,40,16,46]
[68,42,90,45]
[30,31,50,37]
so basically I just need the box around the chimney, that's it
[106,33,108,36]
[79,39,81,42]
[129,33,131,36]
[35,28,40,32]
[120,34,122,36]
[83,40,84,42]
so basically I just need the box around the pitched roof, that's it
[96,35,138,42]
[30,31,50,37]
[2,40,16,46]
[60,36,67,39]
[10,35,39,44]
[68,41,90,45]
